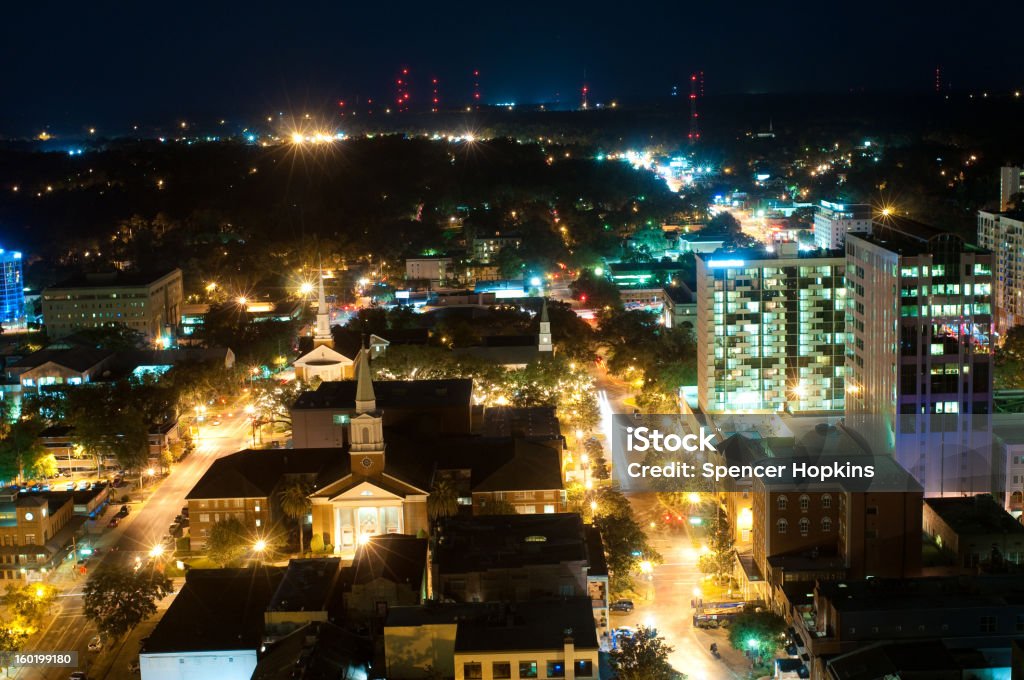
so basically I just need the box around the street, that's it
[16,397,254,680]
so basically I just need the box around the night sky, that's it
[2,0,1022,134]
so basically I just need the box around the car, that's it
[610,599,634,613]
[127,660,140,673]
[88,635,103,652]
[117,505,130,517]
[211,419,222,426]
[69,672,88,680]
[107,517,120,528]
[614,626,635,639]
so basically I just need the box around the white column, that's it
[333,507,341,554]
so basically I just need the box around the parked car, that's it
[88,635,103,652]
[614,626,635,639]
[107,517,120,528]
[117,505,130,517]
[610,599,635,613]
[69,672,88,680]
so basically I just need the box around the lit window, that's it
[777,519,788,535]
[777,495,788,511]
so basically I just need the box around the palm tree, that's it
[427,478,459,527]
[278,480,312,556]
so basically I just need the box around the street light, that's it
[253,539,267,553]
[149,544,165,559]
[245,405,257,448]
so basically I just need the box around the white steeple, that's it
[354,348,377,413]
[538,298,553,353]
[313,263,333,348]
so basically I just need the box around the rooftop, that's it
[292,378,473,411]
[349,535,427,587]
[853,217,987,257]
[186,448,345,500]
[386,599,598,652]
[7,346,114,372]
[45,268,181,290]
[251,621,371,680]
[817,574,1024,613]
[267,558,342,613]
[434,514,590,573]
[924,494,1024,536]
[142,567,284,655]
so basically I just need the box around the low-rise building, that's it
[139,567,284,680]
[662,282,696,331]
[406,257,455,287]
[471,232,522,264]
[0,487,81,581]
[264,558,342,641]
[433,514,609,634]
[923,495,1024,570]
[344,534,427,620]
[385,599,599,680]
[42,268,183,341]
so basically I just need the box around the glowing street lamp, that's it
[149,544,165,559]
[687,492,701,505]
[253,539,267,553]
[298,281,315,296]
[357,533,371,546]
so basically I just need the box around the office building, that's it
[999,165,1024,212]
[42,269,183,340]
[695,243,847,413]
[0,247,25,325]
[977,209,1024,333]
[845,218,994,496]
[813,200,872,250]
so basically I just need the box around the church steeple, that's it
[313,262,333,348]
[354,348,376,413]
[538,298,553,353]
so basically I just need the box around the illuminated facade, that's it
[696,244,847,413]
[845,222,994,496]
[42,269,183,340]
[0,247,24,324]
[813,200,871,250]
[977,209,1024,333]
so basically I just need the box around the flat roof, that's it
[435,514,589,573]
[292,378,473,410]
[46,268,181,290]
[142,567,284,655]
[267,558,341,613]
[924,495,1024,536]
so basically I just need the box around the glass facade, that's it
[0,248,24,323]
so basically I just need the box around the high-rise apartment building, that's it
[0,247,25,324]
[999,166,1024,212]
[42,269,183,340]
[845,218,994,496]
[978,209,1024,334]
[696,243,847,413]
[813,200,872,250]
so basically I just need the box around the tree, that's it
[585,438,610,480]
[278,480,312,556]
[0,417,48,483]
[593,487,660,594]
[698,510,736,584]
[206,517,251,567]
[82,567,173,639]
[571,270,622,310]
[727,607,786,658]
[427,479,459,525]
[309,533,326,553]
[0,619,28,674]
[1,583,59,632]
[609,625,681,680]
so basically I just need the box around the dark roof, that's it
[817,574,1024,612]
[453,599,599,652]
[186,449,345,500]
[856,217,987,256]
[120,348,233,368]
[435,514,590,573]
[46,268,180,290]
[39,424,75,438]
[663,284,695,304]
[142,567,284,655]
[251,621,371,680]
[482,406,562,438]
[293,378,473,410]
[453,344,542,365]
[267,558,342,613]
[469,440,563,492]
[924,495,1024,536]
[349,535,427,587]
[584,526,608,577]
[386,600,598,652]
[8,347,113,371]
[827,640,990,680]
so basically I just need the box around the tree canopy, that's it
[82,567,173,639]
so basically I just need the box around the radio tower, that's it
[581,84,589,110]
[432,77,440,112]
[935,65,942,93]
[396,67,411,112]
[688,73,700,145]
[472,69,481,108]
